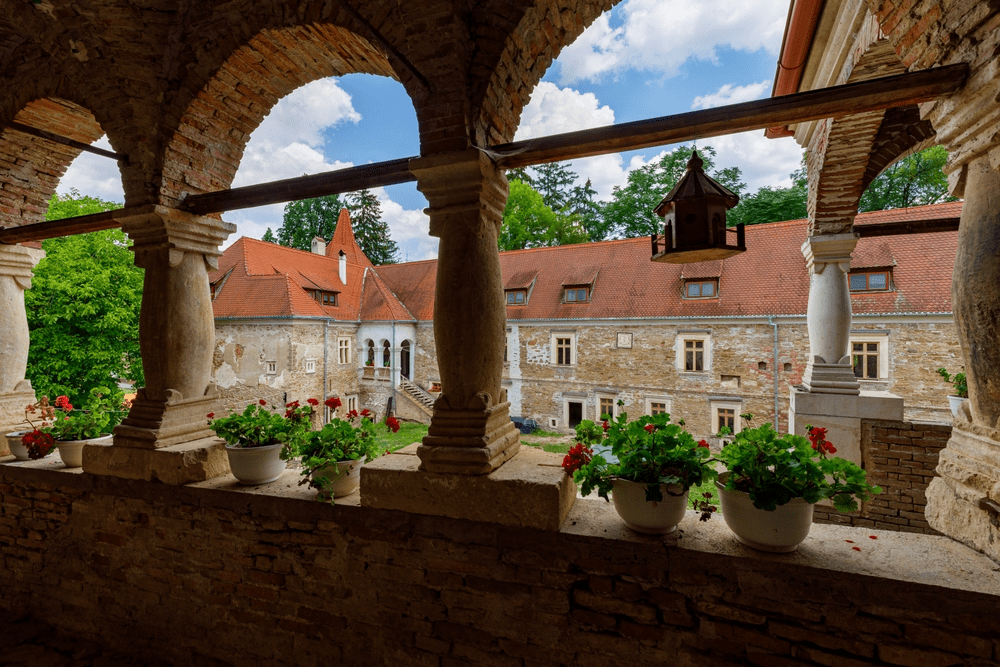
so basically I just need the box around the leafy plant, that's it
[937,367,968,398]
[563,408,716,510]
[207,398,311,452]
[715,417,880,512]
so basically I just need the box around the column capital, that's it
[0,243,45,289]
[801,233,859,274]
[409,149,506,237]
[120,205,235,270]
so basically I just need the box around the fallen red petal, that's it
[869,535,878,540]
[845,540,854,543]
[852,547,861,551]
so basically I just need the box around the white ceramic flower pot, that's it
[311,459,363,498]
[57,435,112,468]
[717,477,815,553]
[225,443,286,485]
[6,431,31,461]
[948,395,966,418]
[610,478,689,534]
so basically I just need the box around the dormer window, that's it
[684,279,718,299]
[506,290,527,305]
[564,286,589,303]
[310,290,338,306]
[849,270,891,292]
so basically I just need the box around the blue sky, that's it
[60,0,803,262]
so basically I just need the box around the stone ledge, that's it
[82,437,230,485]
[361,444,576,531]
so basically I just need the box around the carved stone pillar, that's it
[82,206,236,484]
[0,243,44,432]
[926,154,1000,561]
[409,149,519,474]
[800,233,861,395]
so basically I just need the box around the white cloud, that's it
[251,78,359,150]
[708,131,803,192]
[557,0,788,84]
[691,81,771,110]
[376,191,437,262]
[514,81,615,140]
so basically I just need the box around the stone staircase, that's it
[399,378,435,417]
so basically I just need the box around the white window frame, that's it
[595,393,618,421]
[850,332,889,381]
[645,396,671,417]
[562,396,585,430]
[338,336,353,365]
[305,359,316,374]
[676,332,711,373]
[265,361,277,374]
[550,332,577,367]
[711,400,743,436]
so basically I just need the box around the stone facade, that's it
[0,463,997,667]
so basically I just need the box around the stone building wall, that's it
[814,418,951,534]
[0,465,996,667]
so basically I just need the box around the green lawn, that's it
[522,441,572,454]
[377,422,428,453]
[688,477,721,510]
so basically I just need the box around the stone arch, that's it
[0,97,110,229]
[157,22,407,208]
[473,0,618,147]
[860,105,937,192]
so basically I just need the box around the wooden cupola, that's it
[650,151,745,263]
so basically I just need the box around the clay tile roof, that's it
[359,268,416,321]
[560,267,599,286]
[851,240,894,269]
[375,202,961,321]
[505,269,539,290]
[326,208,372,269]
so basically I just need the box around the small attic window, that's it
[849,270,891,292]
[310,290,339,306]
[564,286,589,303]
[505,290,527,305]
[684,279,717,299]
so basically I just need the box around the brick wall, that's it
[813,418,950,534]
[0,464,997,667]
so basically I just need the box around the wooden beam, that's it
[7,122,128,163]
[854,216,960,237]
[0,208,123,245]
[489,64,968,168]
[184,157,414,215]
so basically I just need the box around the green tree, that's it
[601,145,743,238]
[26,191,142,406]
[859,145,956,212]
[728,161,807,227]
[346,188,398,265]
[567,178,610,241]
[261,227,277,244]
[276,194,346,251]
[499,180,588,251]
[532,162,578,212]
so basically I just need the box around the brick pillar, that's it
[82,205,236,484]
[926,154,1000,561]
[800,233,860,394]
[0,243,44,432]
[409,149,520,474]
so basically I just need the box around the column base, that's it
[789,386,903,465]
[418,393,520,474]
[83,437,229,485]
[801,359,861,395]
[363,444,576,530]
[112,386,218,449]
[925,408,1000,563]
[0,385,36,428]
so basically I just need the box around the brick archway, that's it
[157,23,404,208]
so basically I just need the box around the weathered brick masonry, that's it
[814,419,950,534]
[0,465,996,667]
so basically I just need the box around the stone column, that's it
[83,205,236,484]
[800,233,861,395]
[409,149,519,474]
[0,243,45,434]
[926,154,1000,561]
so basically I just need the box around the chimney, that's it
[311,236,326,255]
[339,250,347,285]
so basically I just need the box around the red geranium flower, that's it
[307,398,319,406]
[325,396,342,409]
[561,443,592,474]
[602,420,609,432]
[360,408,371,417]
[207,413,215,419]
[385,416,400,433]
[259,399,267,406]
[698,439,710,449]
[644,424,655,433]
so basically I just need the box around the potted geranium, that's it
[207,398,315,485]
[13,388,125,466]
[562,408,717,534]
[714,416,881,552]
[937,367,968,417]
[296,397,398,500]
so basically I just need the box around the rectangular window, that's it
[599,397,615,420]
[853,342,879,379]
[556,337,573,365]
[717,408,735,434]
[505,290,526,305]
[684,280,718,299]
[564,287,589,303]
[711,401,742,436]
[649,401,667,416]
[685,340,704,371]
[338,337,352,365]
[849,271,891,292]
[305,359,316,374]
[312,290,339,306]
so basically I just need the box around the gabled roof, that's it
[210,210,409,321]
[375,202,961,321]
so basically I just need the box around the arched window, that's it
[366,339,375,365]
[382,340,391,367]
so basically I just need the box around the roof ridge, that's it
[369,267,417,321]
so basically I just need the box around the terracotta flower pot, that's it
[311,459,363,498]
[716,475,814,553]
[610,478,689,534]
[225,443,286,485]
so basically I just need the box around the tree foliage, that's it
[261,227,277,244]
[727,164,807,228]
[346,189,398,265]
[26,191,142,406]
[859,145,956,212]
[499,180,588,251]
